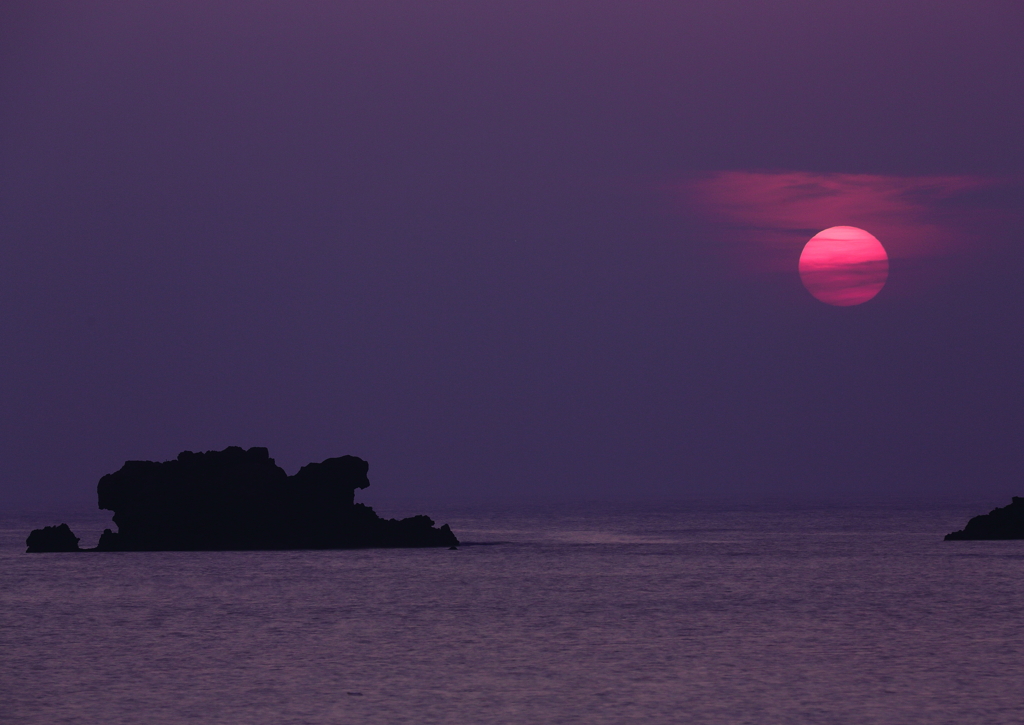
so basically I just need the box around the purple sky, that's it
[2,1,1023,510]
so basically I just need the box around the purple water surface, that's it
[2,504,1022,724]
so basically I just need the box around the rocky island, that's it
[26,446,458,552]
[945,496,1024,540]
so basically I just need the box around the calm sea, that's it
[2,503,1022,724]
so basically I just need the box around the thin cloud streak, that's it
[800,259,890,307]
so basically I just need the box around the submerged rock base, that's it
[945,496,1024,540]
[27,447,458,552]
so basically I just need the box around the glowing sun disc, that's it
[799,226,889,306]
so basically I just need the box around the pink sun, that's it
[798,226,889,306]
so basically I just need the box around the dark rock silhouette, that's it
[945,497,1024,540]
[27,447,458,552]
[26,524,81,552]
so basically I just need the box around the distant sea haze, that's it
[4,503,1023,725]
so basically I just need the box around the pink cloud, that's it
[674,171,1006,293]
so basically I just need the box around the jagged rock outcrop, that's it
[27,447,458,552]
[945,497,1024,540]
[26,523,81,552]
